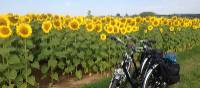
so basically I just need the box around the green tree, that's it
[140,12,157,17]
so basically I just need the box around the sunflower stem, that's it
[3,41,11,85]
[24,39,28,87]
[2,42,5,64]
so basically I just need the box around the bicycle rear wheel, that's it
[142,67,167,88]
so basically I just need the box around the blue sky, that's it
[0,0,200,16]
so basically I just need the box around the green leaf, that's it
[75,70,82,79]
[87,60,94,67]
[64,65,75,73]
[0,77,4,83]
[73,58,80,66]
[22,68,32,77]
[48,58,57,68]
[41,65,49,74]
[92,65,98,72]
[31,61,40,69]
[26,40,34,48]
[8,84,14,88]
[54,52,66,58]
[58,61,65,70]
[0,64,8,72]
[0,48,10,56]
[10,64,24,70]
[15,74,23,82]
[77,51,85,59]
[18,83,27,88]
[51,72,58,80]
[81,61,87,68]
[27,76,36,86]
[8,55,20,64]
[5,69,17,80]
[27,54,34,61]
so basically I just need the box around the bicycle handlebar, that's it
[109,35,156,53]
[109,36,125,45]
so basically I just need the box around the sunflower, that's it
[159,28,164,33]
[53,19,63,30]
[152,20,160,27]
[100,33,107,41]
[144,29,148,33]
[173,20,180,26]
[0,16,10,26]
[110,20,117,26]
[42,21,52,33]
[120,27,127,35]
[21,16,31,23]
[0,26,12,38]
[95,24,102,33]
[147,25,154,31]
[105,25,114,34]
[16,23,32,38]
[132,26,139,32]
[126,18,132,24]
[131,19,137,26]
[63,18,71,28]
[172,16,178,20]
[86,23,95,32]
[126,25,132,33]
[8,15,19,25]
[68,19,80,30]
[169,26,174,32]
[120,18,127,24]
[113,25,119,34]
[136,16,142,23]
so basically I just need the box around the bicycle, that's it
[108,35,142,88]
[108,35,156,88]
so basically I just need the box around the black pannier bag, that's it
[159,62,180,85]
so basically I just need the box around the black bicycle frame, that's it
[121,52,139,88]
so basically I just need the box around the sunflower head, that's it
[16,23,32,38]
[100,33,107,41]
[126,25,132,33]
[21,16,31,23]
[95,24,102,33]
[0,16,10,26]
[63,18,71,28]
[68,19,80,30]
[152,20,160,27]
[120,27,127,35]
[173,20,180,26]
[105,25,114,34]
[0,26,12,39]
[42,21,52,33]
[53,19,63,30]
[8,15,19,25]
[132,26,139,32]
[86,23,95,32]
[120,18,127,24]
[113,26,119,34]
[159,28,164,33]
[169,26,174,32]
[144,29,148,33]
[147,25,154,31]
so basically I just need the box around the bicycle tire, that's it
[109,79,120,88]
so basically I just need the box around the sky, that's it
[0,0,200,16]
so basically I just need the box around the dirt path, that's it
[40,72,111,88]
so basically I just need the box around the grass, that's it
[81,46,200,88]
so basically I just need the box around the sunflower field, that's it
[0,13,200,88]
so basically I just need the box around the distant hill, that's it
[158,14,200,18]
